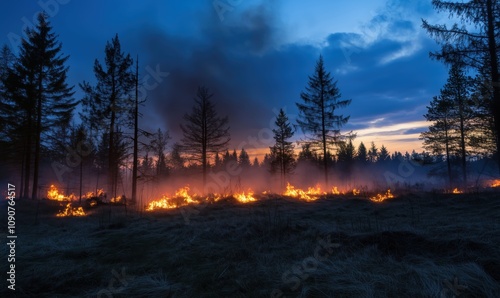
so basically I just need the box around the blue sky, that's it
[0,0,450,159]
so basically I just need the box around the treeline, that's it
[421,0,500,182]
[2,5,500,200]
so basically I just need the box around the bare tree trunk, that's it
[486,0,500,174]
[132,57,139,205]
[32,72,43,200]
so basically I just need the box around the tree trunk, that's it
[32,72,43,200]
[132,57,139,205]
[486,0,500,174]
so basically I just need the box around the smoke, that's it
[133,1,287,147]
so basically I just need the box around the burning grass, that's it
[56,203,86,217]
[7,190,500,297]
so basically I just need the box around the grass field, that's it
[1,191,500,297]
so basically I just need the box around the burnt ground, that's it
[1,191,499,297]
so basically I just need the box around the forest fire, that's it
[369,190,394,203]
[452,188,463,194]
[283,183,324,201]
[56,203,86,217]
[234,190,256,203]
[47,185,75,201]
[146,186,201,211]
[490,180,500,188]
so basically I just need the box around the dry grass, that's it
[1,191,499,297]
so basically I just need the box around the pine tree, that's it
[270,109,296,187]
[378,145,390,163]
[180,86,230,188]
[80,34,135,198]
[148,128,170,180]
[368,142,378,163]
[423,0,500,173]
[169,143,185,172]
[238,148,251,168]
[296,55,351,186]
[337,139,356,180]
[10,13,76,199]
[356,142,368,163]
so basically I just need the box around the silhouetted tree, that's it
[368,142,378,163]
[148,128,170,180]
[80,34,135,198]
[423,0,500,173]
[9,13,76,199]
[356,142,368,164]
[378,145,390,163]
[180,86,230,188]
[337,139,356,180]
[169,143,185,172]
[269,109,296,187]
[238,148,251,168]
[296,55,351,186]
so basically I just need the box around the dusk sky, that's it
[0,0,450,159]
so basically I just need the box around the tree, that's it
[423,0,500,173]
[337,139,356,180]
[368,142,378,163]
[269,109,296,187]
[296,55,351,186]
[10,13,76,199]
[238,148,251,168]
[180,86,230,188]
[421,94,456,186]
[297,143,317,164]
[80,34,135,198]
[148,128,170,180]
[252,157,260,168]
[421,62,482,185]
[169,143,185,172]
[378,145,390,163]
[356,142,368,164]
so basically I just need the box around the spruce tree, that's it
[296,55,351,186]
[270,109,296,188]
[11,13,76,199]
[80,34,135,198]
[180,86,230,188]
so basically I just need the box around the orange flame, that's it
[369,190,394,203]
[352,188,361,196]
[56,203,86,217]
[47,185,76,201]
[452,188,463,194]
[234,190,256,203]
[146,186,200,211]
[283,183,324,201]
[490,180,500,188]
[331,186,341,195]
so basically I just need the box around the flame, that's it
[146,186,200,211]
[283,183,324,201]
[47,185,75,201]
[369,190,394,203]
[110,195,124,204]
[234,190,256,203]
[331,187,341,195]
[352,188,360,196]
[490,180,500,188]
[56,203,86,217]
[84,189,105,199]
[452,188,463,194]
